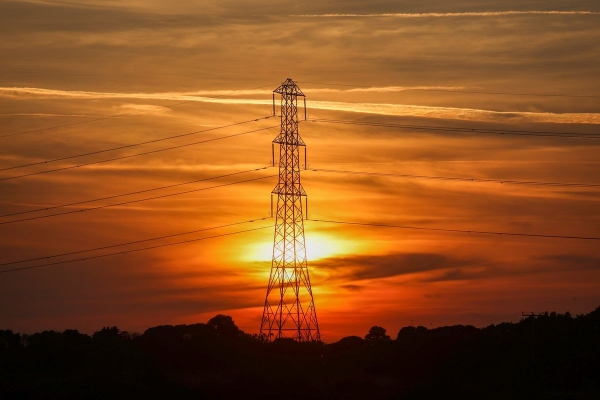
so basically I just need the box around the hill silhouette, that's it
[1,308,599,399]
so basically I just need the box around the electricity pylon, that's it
[260,78,320,342]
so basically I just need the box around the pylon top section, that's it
[274,78,305,97]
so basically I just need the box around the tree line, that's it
[1,307,598,399]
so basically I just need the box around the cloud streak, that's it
[314,252,483,282]
[292,11,600,18]
[3,87,599,124]
[0,85,465,98]
[0,86,272,100]
[0,113,100,117]
[308,100,600,124]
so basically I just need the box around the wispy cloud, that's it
[0,113,100,117]
[116,103,173,115]
[0,86,271,100]
[314,252,483,282]
[0,85,466,98]
[304,86,467,93]
[308,100,600,124]
[3,86,599,124]
[314,252,600,285]
[292,11,600,18]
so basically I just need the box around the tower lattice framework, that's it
[260,78,320,342]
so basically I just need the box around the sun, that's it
[305,233,349,261]
[243,232,356,263]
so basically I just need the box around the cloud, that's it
[0,86,272,100]
[7,0,224,14]
[292,11,600,18]
[533,254,600,271]
[0,85,467,98]
[313,252,600,286]
[308,100,600,124]
[0,113,100,117]
[314,252,483,282]
[340,284,364,291]
[303,86,468,93]
[3,86,599,124]
[116,103,172,116]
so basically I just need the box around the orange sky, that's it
[1,0,599,341]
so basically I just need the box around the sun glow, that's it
[243,233,358,263]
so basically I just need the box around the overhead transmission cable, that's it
[0,117,272,172]
[0,224,272,274]
[0,82,279,139]
[0,125,278,181]
[308,218,600,241]
[298,81,600,99]
[308,167,600,189]
[3,219,597,274]
[307,118,600,139]
[0,218,270,268]
[0,173,277,225]
[0,167,272,219]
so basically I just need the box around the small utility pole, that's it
[522,312,543,361]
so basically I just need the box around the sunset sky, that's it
[1,0,599,341]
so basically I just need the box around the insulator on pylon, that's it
[304,147,307,170]
[304,97,307,121]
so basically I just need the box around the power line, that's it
[308,218,600,241]
[0,173,276,225]
[308,167,600,189]
[0,83,279,139]
[307,118,600,139]
[0,224,272,274]
[0,218,270,268]
[0,102,193,139]
[298,81,600,99]
[0,167,272,219]
[0,125,278,182]
[0,117,272,172]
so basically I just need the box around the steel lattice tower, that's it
[260,78,320,342]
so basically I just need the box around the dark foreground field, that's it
[1,307,599,399]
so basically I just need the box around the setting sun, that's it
[244,232,359,262]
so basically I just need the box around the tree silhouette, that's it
[0,307,598,399]
[207,314,241,337]
[92,326,128,343]
[364,326,390,342]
